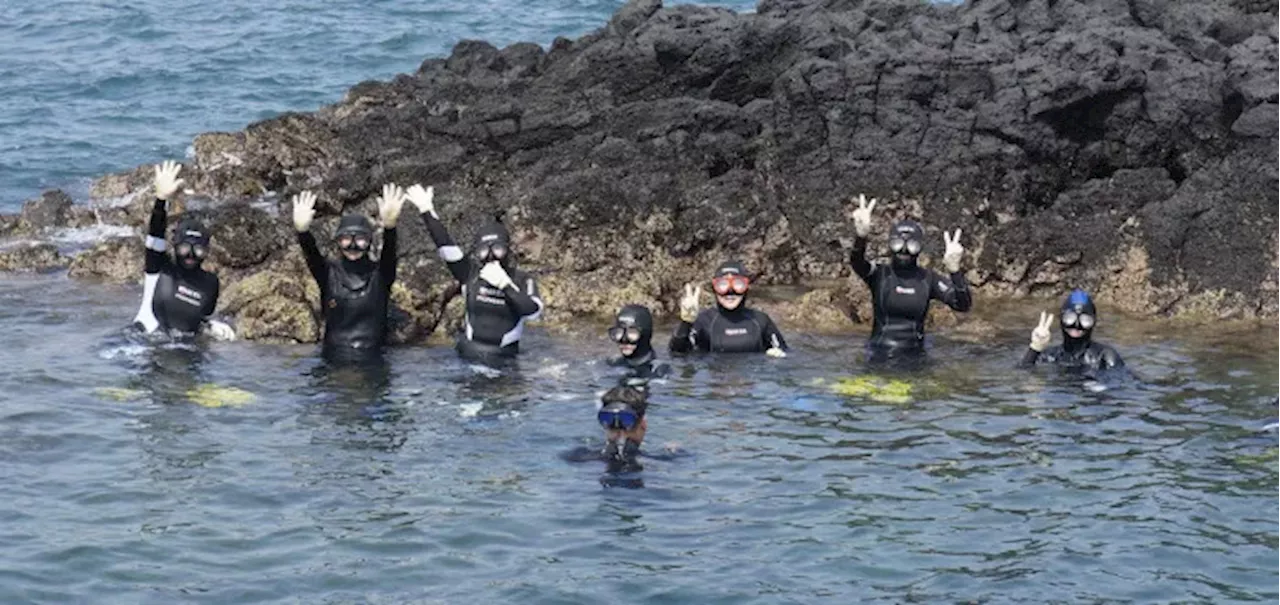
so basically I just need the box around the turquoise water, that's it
[0,0,754,209]
[0,275,1276,603]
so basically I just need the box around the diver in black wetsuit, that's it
[607,304,670,382]
[847,194,971,357]
[133,160,235,341]
[669,261,788,357]
[291,184,405,358]
[1021,289,1124,371]
[405,184,543,361]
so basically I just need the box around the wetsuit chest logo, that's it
[475,284,506,306]
[894,286,916,295]
[175,284,204,307]
[724,328,748,336]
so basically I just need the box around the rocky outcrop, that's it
[67,237,142,282]
[5,0,1277,341]
[0,243,69,273]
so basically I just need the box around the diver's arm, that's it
[1100,345,1125,369]
[760,312,789,352]
[379,227,398,286]
[134,198,168,333]
[419,210,471,284]
[929,269,973,312]
[670,312,711,354]
[850,236,877,284]
[199,278,237,341]
[1018,347,1041,367]
[144,198,171,274]
[503,272,543,319]
[204,276,220,317]
[292,191,327,293]
[296,231,329,294]
[670,320,694,353]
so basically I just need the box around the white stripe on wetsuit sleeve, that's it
[526,278,543,320]
[439,245,463,262]
[145,236,167,252]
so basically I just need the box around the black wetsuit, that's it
[1020,290,1124,372]
[608,350,671,383]
[1020,341,1124,371]
[298,228,397,354]
[670,307,787,354]
[850,235,972,353]
[134,199,219,336]
[420,212,542,358]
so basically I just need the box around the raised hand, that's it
[153,160,185,201]
[943,228,964,273]
[679,283,702,323]
[377,183,406,228]
[406,184,435,216]
[850,194,877,238]
[292,191,317,233]
[1030,311,1054,352]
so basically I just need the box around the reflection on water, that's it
[0,276,1274,604]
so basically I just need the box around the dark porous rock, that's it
[73,0,1276,340]
[0,243,70,273]
[18,190,74,233]
[68,237,143,283]
[203,202,292,270]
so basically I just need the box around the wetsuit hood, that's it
[1060,289,1096,351]
[615,304,655,361]
[173,217,209,271]
[890,220,923,272]
[472,218,514,269]
[335,214,374,238]
[334,214,374,263]
[713,260,751,313]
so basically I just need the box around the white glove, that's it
[205,319,237,342]
[377,183,406,228]
[766,347,787,358]
[850,193,877,238]
[406,184,436,217]
[479,262,514,290]
[679,283,701,323]
[153,160,185,201]
[292,191,317,233]
[943,228,964,273]
[1030,311,1053,352]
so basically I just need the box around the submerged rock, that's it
[0,243,69,273]
[20,0,1276,341]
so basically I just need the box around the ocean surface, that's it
[0,276,1276,604]
[0,1,1277,603]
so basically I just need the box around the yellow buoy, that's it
[828,375,914,404]
[185,384,256,408]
